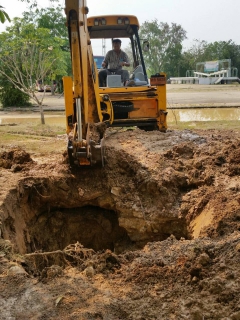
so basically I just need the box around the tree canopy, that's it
[0,3,70,90]
[0,4,70,123]
[22,5,68,39]
[180,39,240,77]
[139,19,187,77]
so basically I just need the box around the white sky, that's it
[0,0,239,55]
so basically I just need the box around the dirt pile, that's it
[0,148,33,171]
[0,128,239,319]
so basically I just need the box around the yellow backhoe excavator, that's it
[63,0,167,166]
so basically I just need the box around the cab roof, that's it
[87,15,139,39]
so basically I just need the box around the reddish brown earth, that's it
[0,128,240,320]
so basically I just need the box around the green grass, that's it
[0,123,66,155]
[0,123,65,136]
[168,120,240,131]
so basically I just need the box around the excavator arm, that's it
[63,0,106,166]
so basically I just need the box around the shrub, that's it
[0,84,31,108]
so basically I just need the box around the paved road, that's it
[167,84,240,108]
[2,84,239,112]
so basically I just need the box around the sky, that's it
[0,0,239,55]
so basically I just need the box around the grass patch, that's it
[0,123,66,155]
[168,120,240,131]
[0,123,65,137]
[0,120,239,157]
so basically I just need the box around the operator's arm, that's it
[120,51,130,67]
[102,51,110,68]
[102,61,107,68]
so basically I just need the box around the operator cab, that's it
[87,15,149,88]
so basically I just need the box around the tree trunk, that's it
[51,84,55,95]
[39,104,45,125]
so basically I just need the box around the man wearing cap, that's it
[98,39,130,87]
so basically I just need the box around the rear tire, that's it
[112,101,134,113]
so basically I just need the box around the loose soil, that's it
[0,125,240,319]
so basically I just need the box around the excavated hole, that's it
[28,206,131,254]
[1,132,239,278]
[2,171,189,260]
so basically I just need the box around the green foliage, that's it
[181,40,240,77]
[0,3,70,109]
[0,20,66,88]
[23,5,67,39]
[0,83,31,107]
[139,19,187,77]
[180,40,208,76]
[204,40,240,73]
[0,5,11,23]
[22,4,71,81]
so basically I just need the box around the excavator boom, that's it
[63,0,105,166]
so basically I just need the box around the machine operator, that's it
[98,38,130,87]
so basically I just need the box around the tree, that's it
[204,40,240,73]
[22,5,72,84]
[23,5,68,39]
[181,40,208,76]
[0,18,67,124]
[0,5,10,23]
[139,19,187,78]
[181,39,240,77]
